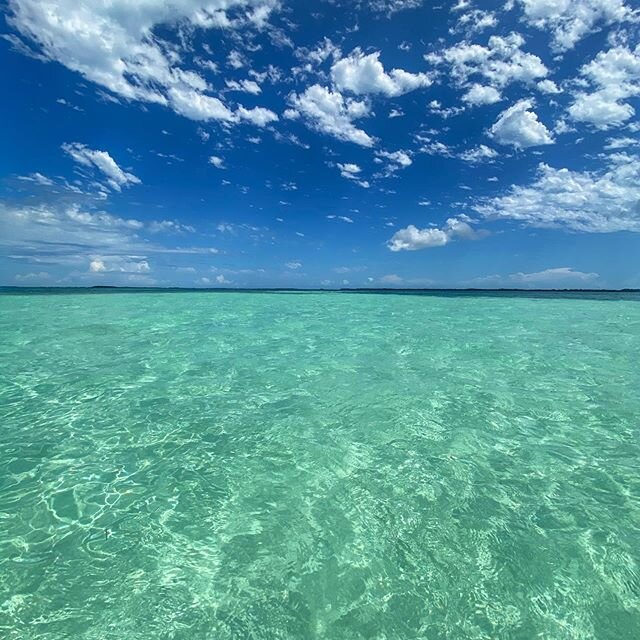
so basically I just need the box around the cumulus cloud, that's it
[426,33,548,93]
[287,85,374,147]
[62,143,141,191]
[452,8,498,35]
[490,99,554,149]
[459,144,499,163]
[331,48,431,97]
[568,46,640,129]
[517,0,633,51]
[474,153,640,232]
[387,216,483,251]
[462,84,502,105]
[376,150,412,167]
[209,156,225,169]
[7,0,280,125]
[537,79,561,94]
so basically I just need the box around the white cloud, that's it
[537,79,561,94]
[474,153,640,232]
[452,9,497,34]
[369,0,423,13]
[225,79,262,94]
[490,99,554,149]
[459,144,499,163]
[227,50,247,70]
[167,86,234,122]
[285,261,302,269]
[517,0,633,51]
[331,48,431,97]
[168,87,277,126]
[209,155,225,169]
[380,273,404,285]
[17,172,55,186]
[0,202,211,274]
[62,143,140,191]
[376,150,412,167]
[287,85,375,147]
[604,137,640,150]
[236,106,279,127]
[426,33,548,91]
[327,214,354,223]
[462,84,502,105]
[89,257,150,273]
[509,267,599,284]
[387,217,483,251]
[389,108,404,118]
[338,162,362,176]
[7,0,280,125]
[15,271,50,282]
[336,162,370,187]
[568,46,640,129]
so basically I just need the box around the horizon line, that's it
[2,285,639,293]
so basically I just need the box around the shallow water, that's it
[1,291,639,639]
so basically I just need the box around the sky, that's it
[1,0,640,289]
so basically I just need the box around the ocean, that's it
[1,289,639,639]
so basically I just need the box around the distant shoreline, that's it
[1,285,638,293]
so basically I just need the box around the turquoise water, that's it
[1,290,639,639]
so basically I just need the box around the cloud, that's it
[286,85,375,147]
[336,162,370,187]
[387,216,483,251]
[380,273,404,284]
[225,79,262,94]
[236,106,279,127]
[537,79,561,94]
[490,99,554,149]
[568,46,640,129]
[509,267,599,284]
[14,271,50,282]
[89,257,151,273]
[62,143,141,191]
[517,0,633,51]
[450,6,498,36]
[7,0,280,125]
[459,144,499,163]
[285,261,302,269]
[474,153,640,232]
[168,87,277,126]
[0,202,210,275]
[338,162,362,176]
[331,48,431,97]
[426,33,548,92]
[376,150,412,167]
[209,155,225,169]
[369,0,423,13]
[327,215,354,223]
[462,84,502,105]
[17,172,55,186]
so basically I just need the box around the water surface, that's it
[1,290,639,639]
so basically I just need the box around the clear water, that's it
[1,290,639,639]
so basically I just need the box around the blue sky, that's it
[1,0,639,289]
